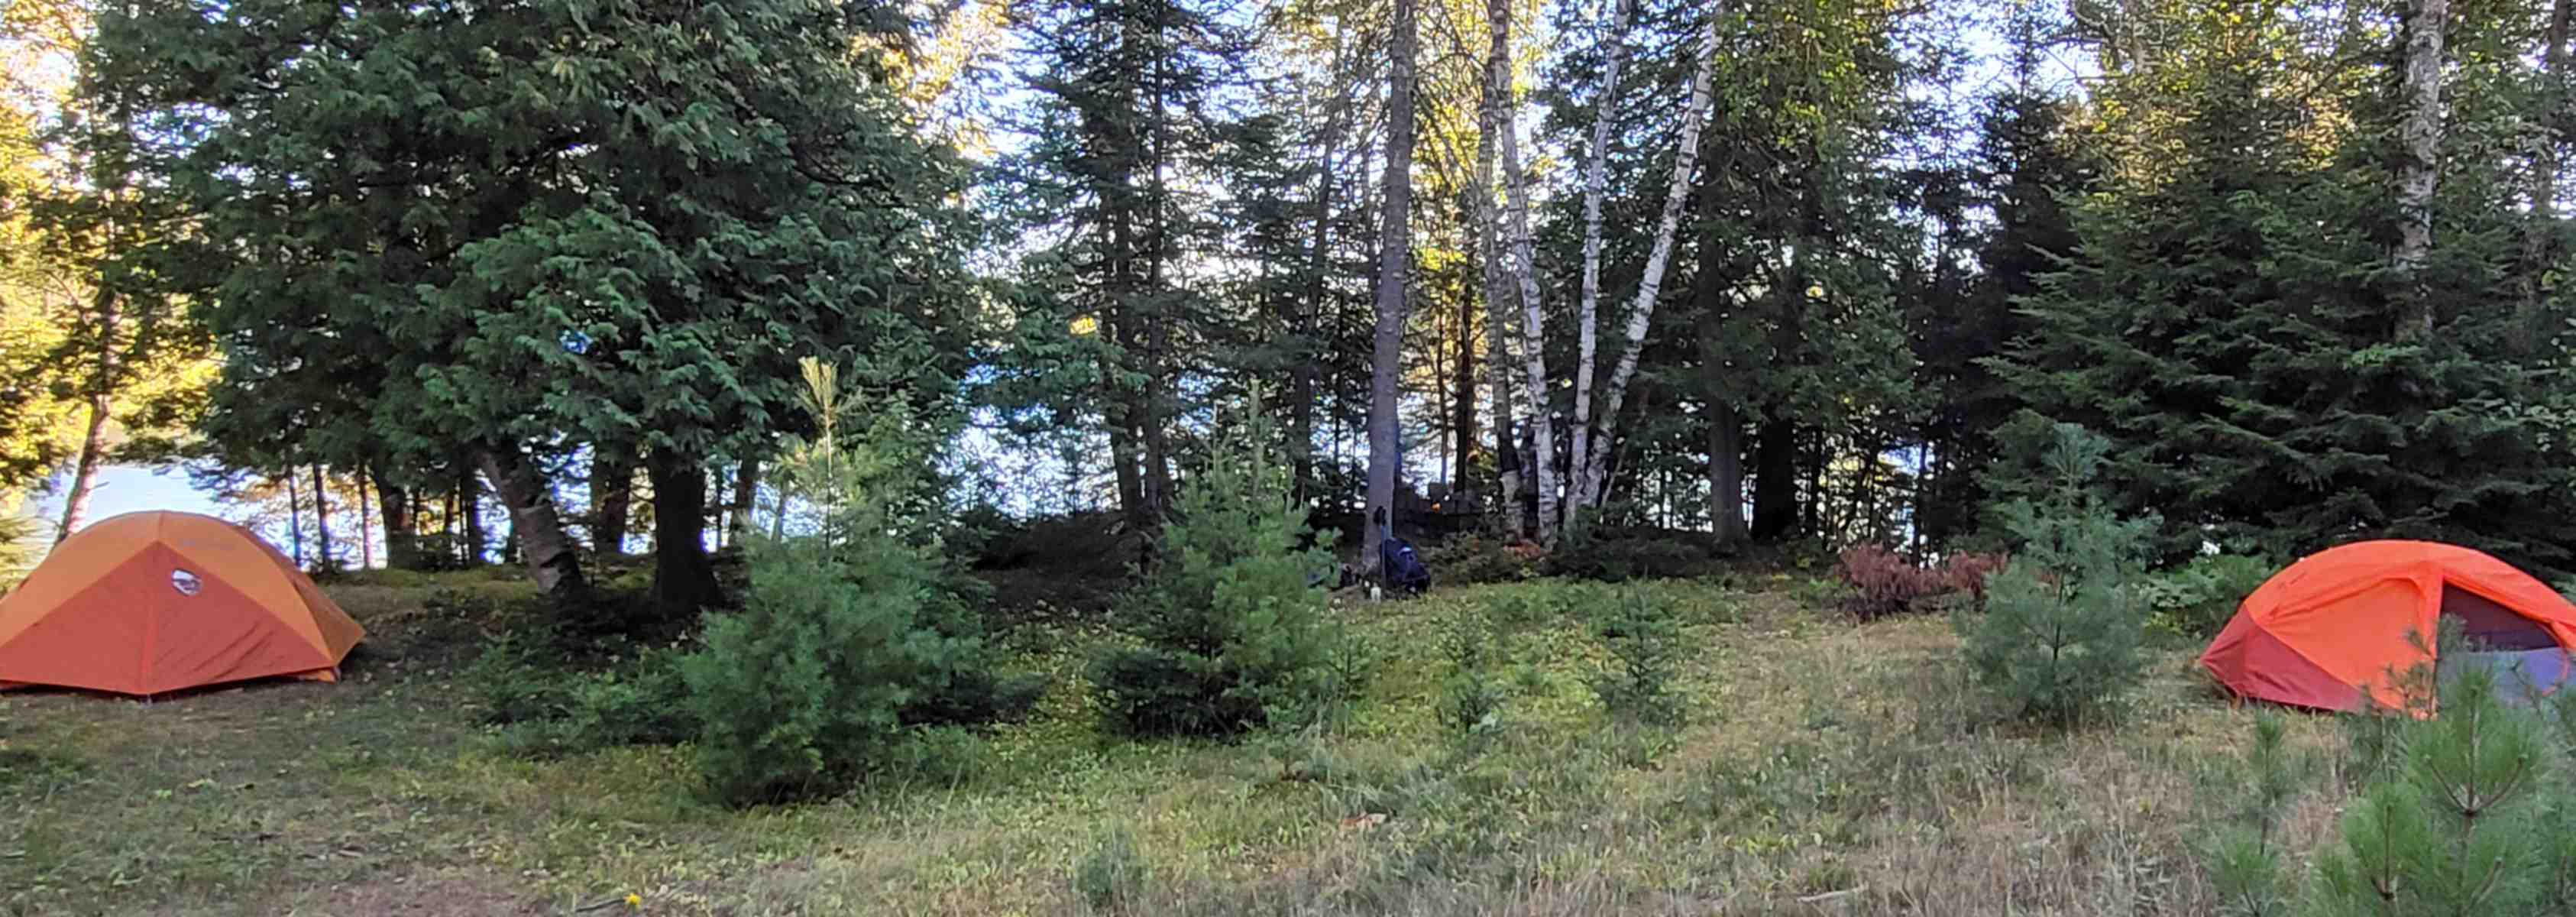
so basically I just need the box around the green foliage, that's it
[2308,663,2576,915]
[1073,821,1152,912]
[1586,588,1688,728]
[1954,423,2154,726]
[1438,604,1516,737]
[1090,404,1338,737]
[1423,531,1540,585]
[1544,520,1714,582]
[2136,553,2275,641]
[682,361,1025,805]
[1989,1,2576,571]
[0,510,41,592]
[2204,714,2308,915]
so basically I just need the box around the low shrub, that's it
[1833,544,1947,621]
[1423,531,1542,585]
[1544,532,1711,582]
[2136,552,2274,640]
[1832,546,2008,621]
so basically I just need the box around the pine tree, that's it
[1090,396,1338,737]
[1955,421,2154,725]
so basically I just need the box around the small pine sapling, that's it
[2310,656,2555,915]
[2205,713,2307,915]
[1439,601,1514,737]
[1953,422,2156,725]
[1588,588,1686,728]
[1090,390,1339,737]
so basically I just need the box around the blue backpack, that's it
[1380,533,1430,596]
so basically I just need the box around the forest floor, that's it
[0,567,2352,916]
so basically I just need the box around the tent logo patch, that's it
[170,569,202,597]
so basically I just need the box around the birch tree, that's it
[1571,8,1722,511]
[2393,0,2448,336]
[1567,0,1640,517]
[2523,0,2571,335]
[1498,47,1559,545]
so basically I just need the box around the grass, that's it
[0,569,2350,915]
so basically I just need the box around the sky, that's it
[21,465,223,544]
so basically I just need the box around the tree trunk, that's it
[461,472,487,565]
[1477,0,1523,533]
[1365,0,1419,570]
[1500,63,1560,545]
[2525,0,2572,339]
[375,475,413,570]
[591,451,632,556]
[1569,0,1643,515]
[727,458,760,548]
[1751,417,1799,540]
[311,464,334,572]
[477,443,587,598]
[1576,11,1723,509]
[286,469,306,567]
[53,393,108,544]
[1707,400,1746,542]
[2394,0,2449,338]
[646,449,720,616]
[1452,267,1477,495]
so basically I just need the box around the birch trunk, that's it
[477,443,587,598]
[2524,0,2571,339]
[1477,0,1522,532]
[1574,12,1723,509]
[1500,79,1559,546]
[2394,0,2448,338]
[1569,0,1642,515]
[1365,0,1419,570]
[286,469,306,567]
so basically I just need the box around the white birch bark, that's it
[1575,10,1723,508]
[1568,0,1640,519]
[1500,99,1558,546]
[2394,0,2448,338]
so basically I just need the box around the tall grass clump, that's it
[1954,421,2155,726]
[1091,394,1340,737]
[682,358,1028,805]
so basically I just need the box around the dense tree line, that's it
[6,0,2576,603]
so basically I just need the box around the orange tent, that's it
[2200,540,2576,711]
[0,511,364,695]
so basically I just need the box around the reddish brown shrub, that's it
[1833,545,1949,621]
[1940,552,2009,607]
